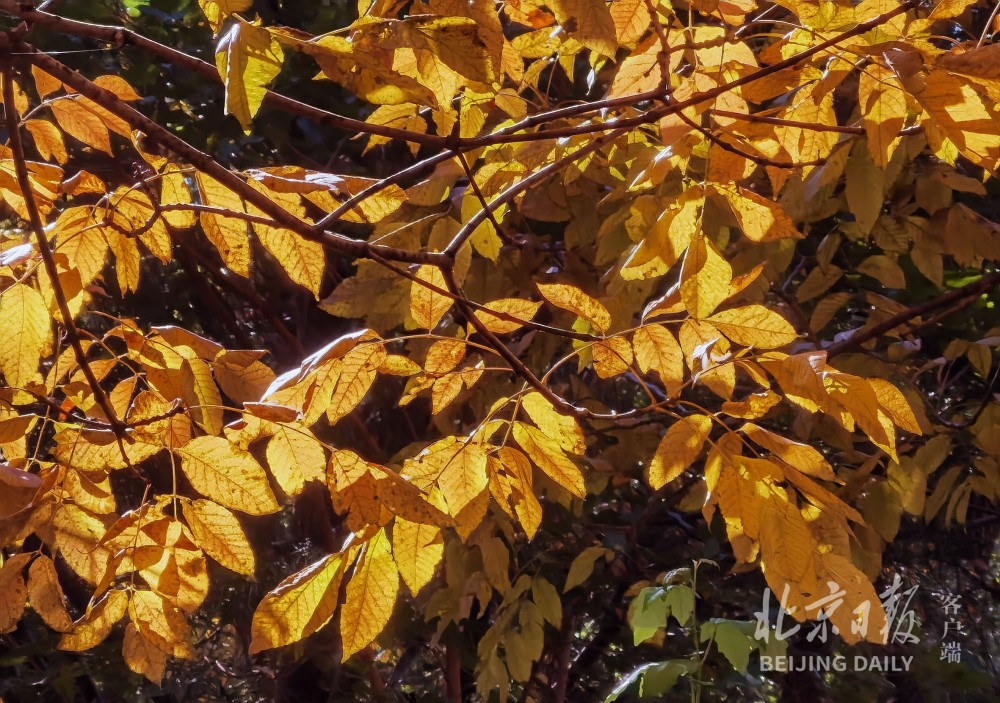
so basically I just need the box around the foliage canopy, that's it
[0,0,999,700]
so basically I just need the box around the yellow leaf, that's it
[512,422,586,499]
[868,378,922,435]
[648,415,712,490]
[425,339,466,374]
[520,391,585,455]
[680,237,732,319]
[392,518,443,596]
[182,358,224,434]
[195,172,250,276]
[379,354,422,376]
[265,424,326,497]
[53,504,112,585]
[473,298,543,334]
[490,447,542,539]
[249,554,344,653]
[341,529,399,660]
[409,265,452,330]
[214,350,276,404]
[181,499,256,576]
[409,436,488,515]
[258,226,326,297]
[592,336,634,378]
[25,119,68,164]
[176,436,280,515]
[49,99,112,154]
[325,341,387,424]
[547,0,618,56]
[128,589,192,659]
[610,0,651,44]
[741,423,835,481]
[123,623,169,685]
[0,283,51,388]
[0,553,30,633]
[59,589,128,652]
[27,555,73,632]
[706,305,799,348]
[721,391,782,419]
[632,324,685,396]
[563,546,610,592]
[716,185,803,242]
[198,0,251,32]
[859,64,906,168]
[216,18,284,132]
[431,374,465,414]
[537,282,611,333]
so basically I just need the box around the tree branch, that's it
[1,58,125,434]
[826,270,1000,359]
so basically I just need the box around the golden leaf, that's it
[176,436,281,515]
[0,553,30,633]
[537,282,611,333]
[325,340,387,424]
[490,447,542,539]
[25,119,68,164]
[716,185,803,242]
[547,0,618,56]
[592,336,634,379]
[564,546,611,593]
[249,554,344,653]
[341,529,399,660]
[512,422,586,499]
[195,172,251,276]
[632,324,685,396]
[0,283,51,388]
[59,589,128,652]
[265,423,326,497]
[473,298,543,334]
[424,339,466,376]
[123,623,169,685]
[741,423,835,481]
[49,99,112,154]
[520,391,585,455]
[216,17,284,132]
[409,265,452,330]
[198,0,252,32]
[392,517,443,596]
[706,305,799,348]
[181,499,257,576]
[648,415,712,490]
[27,555,73,632]
[680,237,732,319]
[128,589,193,658]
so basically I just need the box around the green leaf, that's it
[700,619,755,673]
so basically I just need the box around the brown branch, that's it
[709,108,924,136]
[7,40,447,267]
[1,58,125,434]
[454,150,514,247]
[826,270,1000,359]
[445,642,462,703]
[677,109,827,168]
